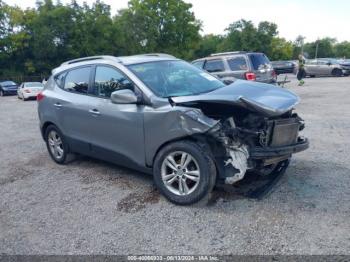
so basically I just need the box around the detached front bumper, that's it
[250,137,309,159]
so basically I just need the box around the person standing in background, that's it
[297,54,306,86]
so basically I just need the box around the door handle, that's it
[89,109,100,116]
[54,103,62,108]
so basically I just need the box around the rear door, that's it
[52,66,95,152]
[305,60,317,75]
[226,55,249,80]
[248,53,274,83]
[317,60,332,75]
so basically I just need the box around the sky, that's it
[4,0,350,42]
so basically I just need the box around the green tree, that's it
[270,37,293,60]
[219,19,257,52]
[304,37,336,58]
[194,34,223,58]
[115,0,201,59]
[334,41,350,58]
[218,20,279,58]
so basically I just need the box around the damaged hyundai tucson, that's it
[38,54,309,205]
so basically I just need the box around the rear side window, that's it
[93,66,134,98]
[63,67,91,94]
[204,59,225,72]
[248,54,271,70]
[227,56,248,71]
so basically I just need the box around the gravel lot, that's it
[0,75,350,255]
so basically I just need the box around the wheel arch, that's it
[41,121,58,139]
[151,134,213,168]
[150,134,221,183]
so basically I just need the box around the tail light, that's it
[37,92,45,101]
[272,70,277,79]
[245,72,256,81]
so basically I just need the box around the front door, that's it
[87,65,145,168]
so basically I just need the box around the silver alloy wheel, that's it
[161,151,200,196]
[48,130,64,160]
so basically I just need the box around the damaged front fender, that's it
[144,106,220,166]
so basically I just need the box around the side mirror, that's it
[327,62,332,66]
[111,89,138,104]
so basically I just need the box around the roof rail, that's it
[210,51,247,57]
[60,55,121,66]
[133,53,176,58]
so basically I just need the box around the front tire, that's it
[332,68,343,77]
[0,90,4,97]
[45,125,69,164]
[153,140,216,205]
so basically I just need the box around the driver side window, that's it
[93,66,134,98]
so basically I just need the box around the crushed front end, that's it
[207,110,309,185]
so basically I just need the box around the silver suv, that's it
[192,51,276,84]
[38,54,308,205]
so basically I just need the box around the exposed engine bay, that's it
[177,102,308,185]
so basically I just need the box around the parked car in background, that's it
[304,58,346,77]
[338,59,350,76]
[192,51,276,85]
[17,82,45,101]
[38,54,308,205]
[0,81,18,96]
[271,60,296,75]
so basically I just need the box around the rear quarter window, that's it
[248,54,271,70]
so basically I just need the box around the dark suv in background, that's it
[192,51,276,84]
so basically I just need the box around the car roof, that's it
[61,54,177,66]
[53,54,178,75]
[193,51,264,62]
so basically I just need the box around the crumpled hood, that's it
[171,80,300,117]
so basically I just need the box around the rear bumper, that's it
[23,93,39,99]
[250,138,309,159]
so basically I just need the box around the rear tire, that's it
[45,125,70,164]
[153,140,216,205]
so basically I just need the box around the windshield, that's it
[248,53,272,70]
[1,81,17,86]
[25,82,44,88]
[128,60,225,98]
